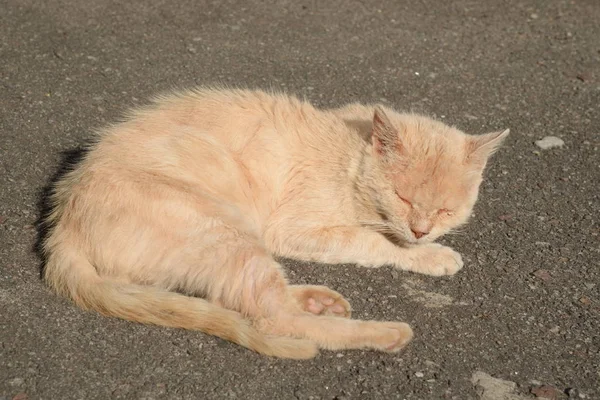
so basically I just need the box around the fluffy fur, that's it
[43,88,508,358]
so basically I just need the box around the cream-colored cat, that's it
[43,88,508,359]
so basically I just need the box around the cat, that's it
[42,88,509,359]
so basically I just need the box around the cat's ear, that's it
[465,129,510,169]
[372,107,404,158]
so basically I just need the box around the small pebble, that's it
[535,136,564,150]
[9,377,24,386]
[579,297,591,305]
[415,372,424,378]
[531,385,562,398]
[533,269,552,281]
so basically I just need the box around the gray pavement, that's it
[1,0,599,399]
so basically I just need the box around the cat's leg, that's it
[266,225,462,276]
[180,224,412,352]
[269,311,413,353]
[288,285,351,318]
[253,268,412,352]
[104,189,411,351]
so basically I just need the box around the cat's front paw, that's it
[407,244,464,276]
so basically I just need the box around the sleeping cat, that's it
[42,88,508,359]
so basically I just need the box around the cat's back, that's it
[96,88,326,162]
[57,89,335,217]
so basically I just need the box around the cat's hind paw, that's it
[289,285,352,318]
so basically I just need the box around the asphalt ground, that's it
[1,0,599,399]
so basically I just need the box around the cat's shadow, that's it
[34,147,89,279]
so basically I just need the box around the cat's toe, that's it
[306,298,326,314]
[310,291,352,318]
[321,296,352,318]
[439,248,463,275]
[445,250,464,274]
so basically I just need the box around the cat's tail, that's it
[43,250,318,360]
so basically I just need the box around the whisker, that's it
[358,220,397,235]
[445,228,466,237]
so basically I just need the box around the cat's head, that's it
[368,107,509,244]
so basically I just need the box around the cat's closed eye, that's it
[438,208,454,216]
[394,190,412,207]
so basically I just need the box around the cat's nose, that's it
[411,229,429,239]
